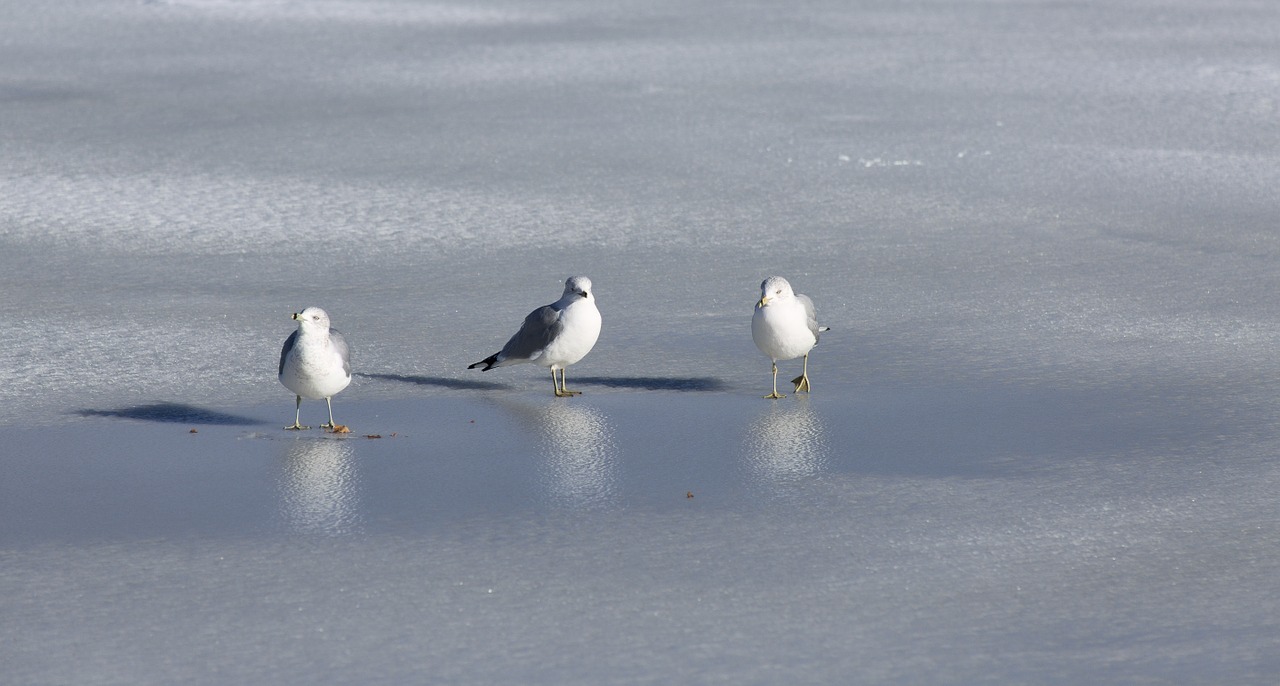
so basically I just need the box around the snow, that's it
[3,0,1280,682]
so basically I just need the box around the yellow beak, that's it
[757,296,769,308]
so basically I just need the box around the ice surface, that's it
[3,0,1280,683]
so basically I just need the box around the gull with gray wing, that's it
[469,276,602,397]
[751,276,829,399]
[279,306,352,430]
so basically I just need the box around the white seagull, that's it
[279,306,352,430]
[468,276,602,397]
[751,276,829,399]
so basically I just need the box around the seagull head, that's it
[757,276,794,308]
[292,306,332,332]
[563,275,593,300]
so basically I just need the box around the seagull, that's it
[468,276,602,397]
[751,276,829,399]
[279,306,352,430]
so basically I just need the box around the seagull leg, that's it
[321,397,336,429]
[791,353,812,393]
[556,368,582,397]
[285,395,309,430]
[764,361,785,399]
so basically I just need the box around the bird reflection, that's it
[744,399,829,491]
[278,438,362,536]
[501,400,619,509]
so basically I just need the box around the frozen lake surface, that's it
[3,0,1280,683]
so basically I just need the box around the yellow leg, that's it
[321,397,337,429]
[285,395,309,430]
[764,361,785,399]
[791,353,812,393]
[554,368,581,397]
[561,368,581,396]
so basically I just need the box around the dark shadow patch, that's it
[357,372,510,391]
[75,402,267,426]
[571,376,730,392]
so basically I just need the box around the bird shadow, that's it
[571,376,730,392]
[357,372,510,391]
[74,402,268,426]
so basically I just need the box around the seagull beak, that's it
[757,296,769,308]
[292,312,301,320]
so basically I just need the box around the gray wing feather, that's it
[329,329,352,376]
[501,305,564,360]
[797,294,824,341]
[279,330,299,377]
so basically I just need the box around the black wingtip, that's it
[468,354,499,371]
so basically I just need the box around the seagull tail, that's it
[468,353,501,371]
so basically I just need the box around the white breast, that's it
[280,334,351,399]
[752,303,817,362]
[541,299,602,369]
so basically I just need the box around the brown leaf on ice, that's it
[189,429,198,434]
[329,424,351,434]
[364,434,382,439]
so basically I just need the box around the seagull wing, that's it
[500,304,565,361]
[279,329,299,377]
[797,294,826,341]
[329,328,352,376]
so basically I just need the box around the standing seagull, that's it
[468,276,602,397]
[279,306,352,430]
[751,276,829,399]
